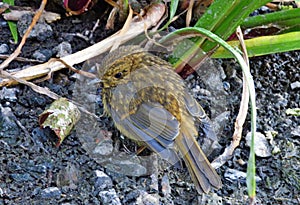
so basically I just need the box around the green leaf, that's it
[170,0,272,69]
[194,0,272,52]
[212,32,300,58]
[159,0,179,31]
[39,98,81,146]
[242,8,300,29]
[3,0,18,43]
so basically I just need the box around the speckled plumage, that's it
[98,46,222,194]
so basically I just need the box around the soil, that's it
[0,1,299,205]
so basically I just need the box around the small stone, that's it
[17,14,53,41]
[53,42,72,58]
[291,126,300,137]
[290,81,300,90]
[0,87,18,102]
[94,170,113,191]
[0,44,9,54]
[161,173,171,196]
[149,173,158,193]
[196,193,223,205]
[93,139,113,156]
[223,81,230,91]
[136,191,159,205]
[272,146,281,155]
[0,187,4,197]
[0,105,20,143]
[32,49,52,61]
[40,187,61,199]
[224,168,262,182]
[246,132,272,157]
[99,188,121,205]
[104,153,148,176]
[123,190,140,203]
[10,173,33,182]
[26,164,47,174]
[56,163,80,189]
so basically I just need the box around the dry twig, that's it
[0,0,47,70]
[2,5,60,23]
[0,3,166,87]
[212,26,250,169]
[186,0,194,26]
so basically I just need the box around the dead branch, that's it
[211,26,250,169]
[0,3,166,87]
[0,0,47,70]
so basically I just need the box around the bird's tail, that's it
[175,128,222,193]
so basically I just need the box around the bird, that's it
[97,45,222,194]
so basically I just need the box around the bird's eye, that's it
[114,72,122,79]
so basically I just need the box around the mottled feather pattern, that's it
[98,46,222,193]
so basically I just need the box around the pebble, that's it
[136,191,159,205]
[161,173,171,196]
[291,126,300,137]
[17,14,53,41]
[32,49,52,61]
[92,139,113,156]
[0,105,20,143]
[246,132,272,157]
[290,81,300,90]
[149,173,159,193]
[40,187,61,199]
[224,168,262,182]
[53,42,72,57]
[0,87,18,102]
[196,193,223,205]
[10,173,33,182]
[94,170,113,191]
[0,43,9,54]
[99,188,121,205]
[0,187,4,197]
[104,154,148,176]
[56,163,80,189]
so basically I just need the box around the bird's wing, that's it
[110,102,181,166]
[183,90,217,141]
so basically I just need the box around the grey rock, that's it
[0,87,18,102]
[94,170,113,191]
[17,14,53,41]
[225,168,262,182]
[291,126,300,137]
[291,81,300,90]
[99,188,121,205]
[0,105,20,143]
[246,132,272,157]
[0,44,9,54]
[53,42,72,58]
[32,49,52,61]
[40,187,61,199]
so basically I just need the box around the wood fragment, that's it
[2,7,61,23]
[0,3,166,86]
[211,26,250,169]
[0,0,48,70]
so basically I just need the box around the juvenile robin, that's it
[98,45,222,194]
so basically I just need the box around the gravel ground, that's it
[0,1,299,205]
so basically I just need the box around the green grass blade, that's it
[169,0,272,69]
[212,31,300,58]
[242,8,300,29]
[159,0,179,31]
[3,0,18,43]
[195,0,272,52]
